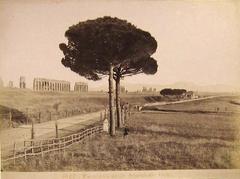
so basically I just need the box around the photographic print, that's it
[0,0,240,178]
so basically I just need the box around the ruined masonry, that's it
[33,78,70,92]
[74,82,88,92]
[19,76,26,88]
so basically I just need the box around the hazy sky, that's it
[0,0,240,90]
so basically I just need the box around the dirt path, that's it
[0,110,104,157]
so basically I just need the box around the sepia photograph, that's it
[0,0,240,178]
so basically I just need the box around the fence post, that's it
[38,112,41,123]
[58,139,61,154]
[63,138,66,157]
[31,120,35,140]
[24,140,27,160]
[30,119,35,153]
[47,141,50,151]
[89,128,92,139]
[9,111,12,128]
[53,139,55,152]
[49,111,52,121]
[55,120,59,138]
[13,142,16,165]
[26,108,29,125]
[100,112,103,121]
[41,141,44,158]
[24,147,27,161]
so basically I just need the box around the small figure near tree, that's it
[123,127,129,137]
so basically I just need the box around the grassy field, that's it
[0,88,166,129]
[143,96,240,113]
[0,88,109,128]
[3,96,240,171]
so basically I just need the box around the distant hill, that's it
[90,81,240,93]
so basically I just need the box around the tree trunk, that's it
[115,76,122,128]
[109,64,115,136]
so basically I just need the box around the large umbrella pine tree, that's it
[59,16,158,136]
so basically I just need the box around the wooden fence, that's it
[1,125,103,164]
[1,104,131,166]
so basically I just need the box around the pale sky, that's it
[0,0,240,90]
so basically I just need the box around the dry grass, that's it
[3,97,240,171]
[0,88,108,128]
[0,88,158,128]
[143,96,240,113]
[2,91,240,171]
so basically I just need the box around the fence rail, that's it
[2,125,103,163]
[1,104,131,166]
[0,108,103,127]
